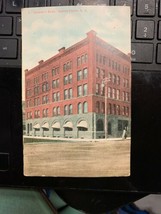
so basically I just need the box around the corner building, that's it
[25,30,131,139]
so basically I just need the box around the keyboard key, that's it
[6,0,24,13]
[131,43,153,63]
[16,17,21,36]
[158,21,161,39]
[115,0,133,15]
[137,0,156,16]
[157,44,161,63]
[0,0,2,12]
[0,39,17,59]
[28,0,46,7]
[74,0,109,5]
[0,17,12,35]
[136,20,154,39]
[51,0,70,5]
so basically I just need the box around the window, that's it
[64,76,68,85]
[57,92,60,101]
[77,85,82,97]
[77,57,81,66]
[112,74,116,84]
[57,107,60,115]
[69,88,72,99]
[117,105,121,115]
[69,74,72,84]
[64,105,68,115]
[52,93,57,102]
[53,107,57,116]
[96,119,104,131]
[108,73,112,82]
[42,95,49,104]
[83,84,88,96]
[77,70,82,81]
[122,106,126,115]
[34,86,39,95]
[116,76,120,85]
[96,67,100,78]
[126,92,129,101]
[108,87,112,98]
[81,55,85,64]
[69,104,73,115]
[78,103,82,114]
[96,83,100,95]
[56,79,59,88]
[52,67,59,76]
[64,89,68,100]
[83,102,88,113]
[122,91,125,101]
[112,88,116,99]
[83,68,88,79]
[116,89,120,100]
[101,69,105,78]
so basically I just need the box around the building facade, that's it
[25,30,131,139]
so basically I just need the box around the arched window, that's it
[78,103,82,114]
[83,102,88,113]
[96,119,104,131]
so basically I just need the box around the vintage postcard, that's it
[22,6,131,177]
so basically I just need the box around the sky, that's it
[22,6,131,71]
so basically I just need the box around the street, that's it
[23,138,130,177]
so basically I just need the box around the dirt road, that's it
[24,139,130,177]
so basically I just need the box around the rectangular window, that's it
[96,67,100,78]
[108,87,111,98]
[69,74,72,83]
[64,89,68,100]
[77,70,82,81]
[52,80,56,88]
[53,93,57,102]
[96,83,99,95]
[77,85,82,97]
[57,92,60,101]
[69,88,72,99]
[77,57,81,66]
[56,79,59,88]
[83,68,88,79]
[64,76,68,85]
[83,84,88,96]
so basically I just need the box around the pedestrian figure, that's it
[122,127,127,139]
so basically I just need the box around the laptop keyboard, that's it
[0,0,160,71]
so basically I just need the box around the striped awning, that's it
[42,122,49,129]
[33,123,40,129]
[77,120,88,129]
[63,121,73,129]
[52,122,60,129]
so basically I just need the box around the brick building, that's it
[25,30,131,139]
